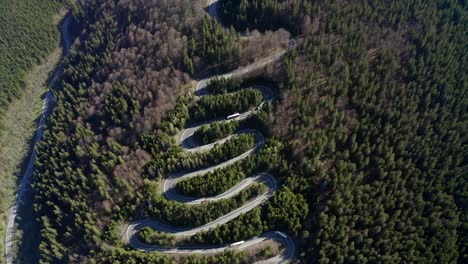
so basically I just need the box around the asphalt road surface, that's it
[124,0,295,263]
[124,2,296,263]
[4,15,74,264]
[124,71,295,261]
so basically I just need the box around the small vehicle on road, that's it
[275,231,288,239]
[226,113,240,120]
[230,241,245,247]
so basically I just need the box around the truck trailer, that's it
[226,113,240,120]
[230,240,245,247]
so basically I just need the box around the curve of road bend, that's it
[4,15,74,264]
[124,1,296,263]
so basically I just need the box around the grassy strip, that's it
[0,6,68,261]
[0,48,63,264]
[0,0,68,119]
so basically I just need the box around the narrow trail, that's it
[4,15,74,264]
[124,1,295,263]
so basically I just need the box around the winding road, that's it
[124,1,295,263]
[4,15,74,264]
[124,66,294,262]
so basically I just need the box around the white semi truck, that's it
[230,240,245,247]
[226,113,240,120]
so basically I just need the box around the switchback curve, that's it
[124,1,295,263]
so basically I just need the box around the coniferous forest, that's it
[29,0,466,263]
[0,0,68,120]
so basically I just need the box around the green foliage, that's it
[176,163,246,198]
[142,180,266,228]
[31,0,467,262]
[190,207,266,245]
[191,89,262,122]
[32,0,204,261]
[183,48,194,75]
[186,133,255,169]
[193,120,239,145]
[216,0,467,262]
[137,227,176,247]
[0,0,67,90]
[0,0,68,125]
[206,77,241,94]
[175,138,292,201]
[266,187,308,236]
[218,0,311,35]
[188,17,239,69]
[92,249,172,264]
[105,82,140,126]
[181,251,249,264]
[145,133,256,179]
[246,0,467,262]
[257,246,275,259]
[93,248,248,264]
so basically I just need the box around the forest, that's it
[190,89,262,122]
[193,120,240,145]
[0,0,68,262]
[141,180,267,228]
[30,0,466,263]
[0,0,68,123]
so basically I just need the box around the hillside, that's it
[0,0,68,116]
[31,0,466,263]
[0,1,68,262]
